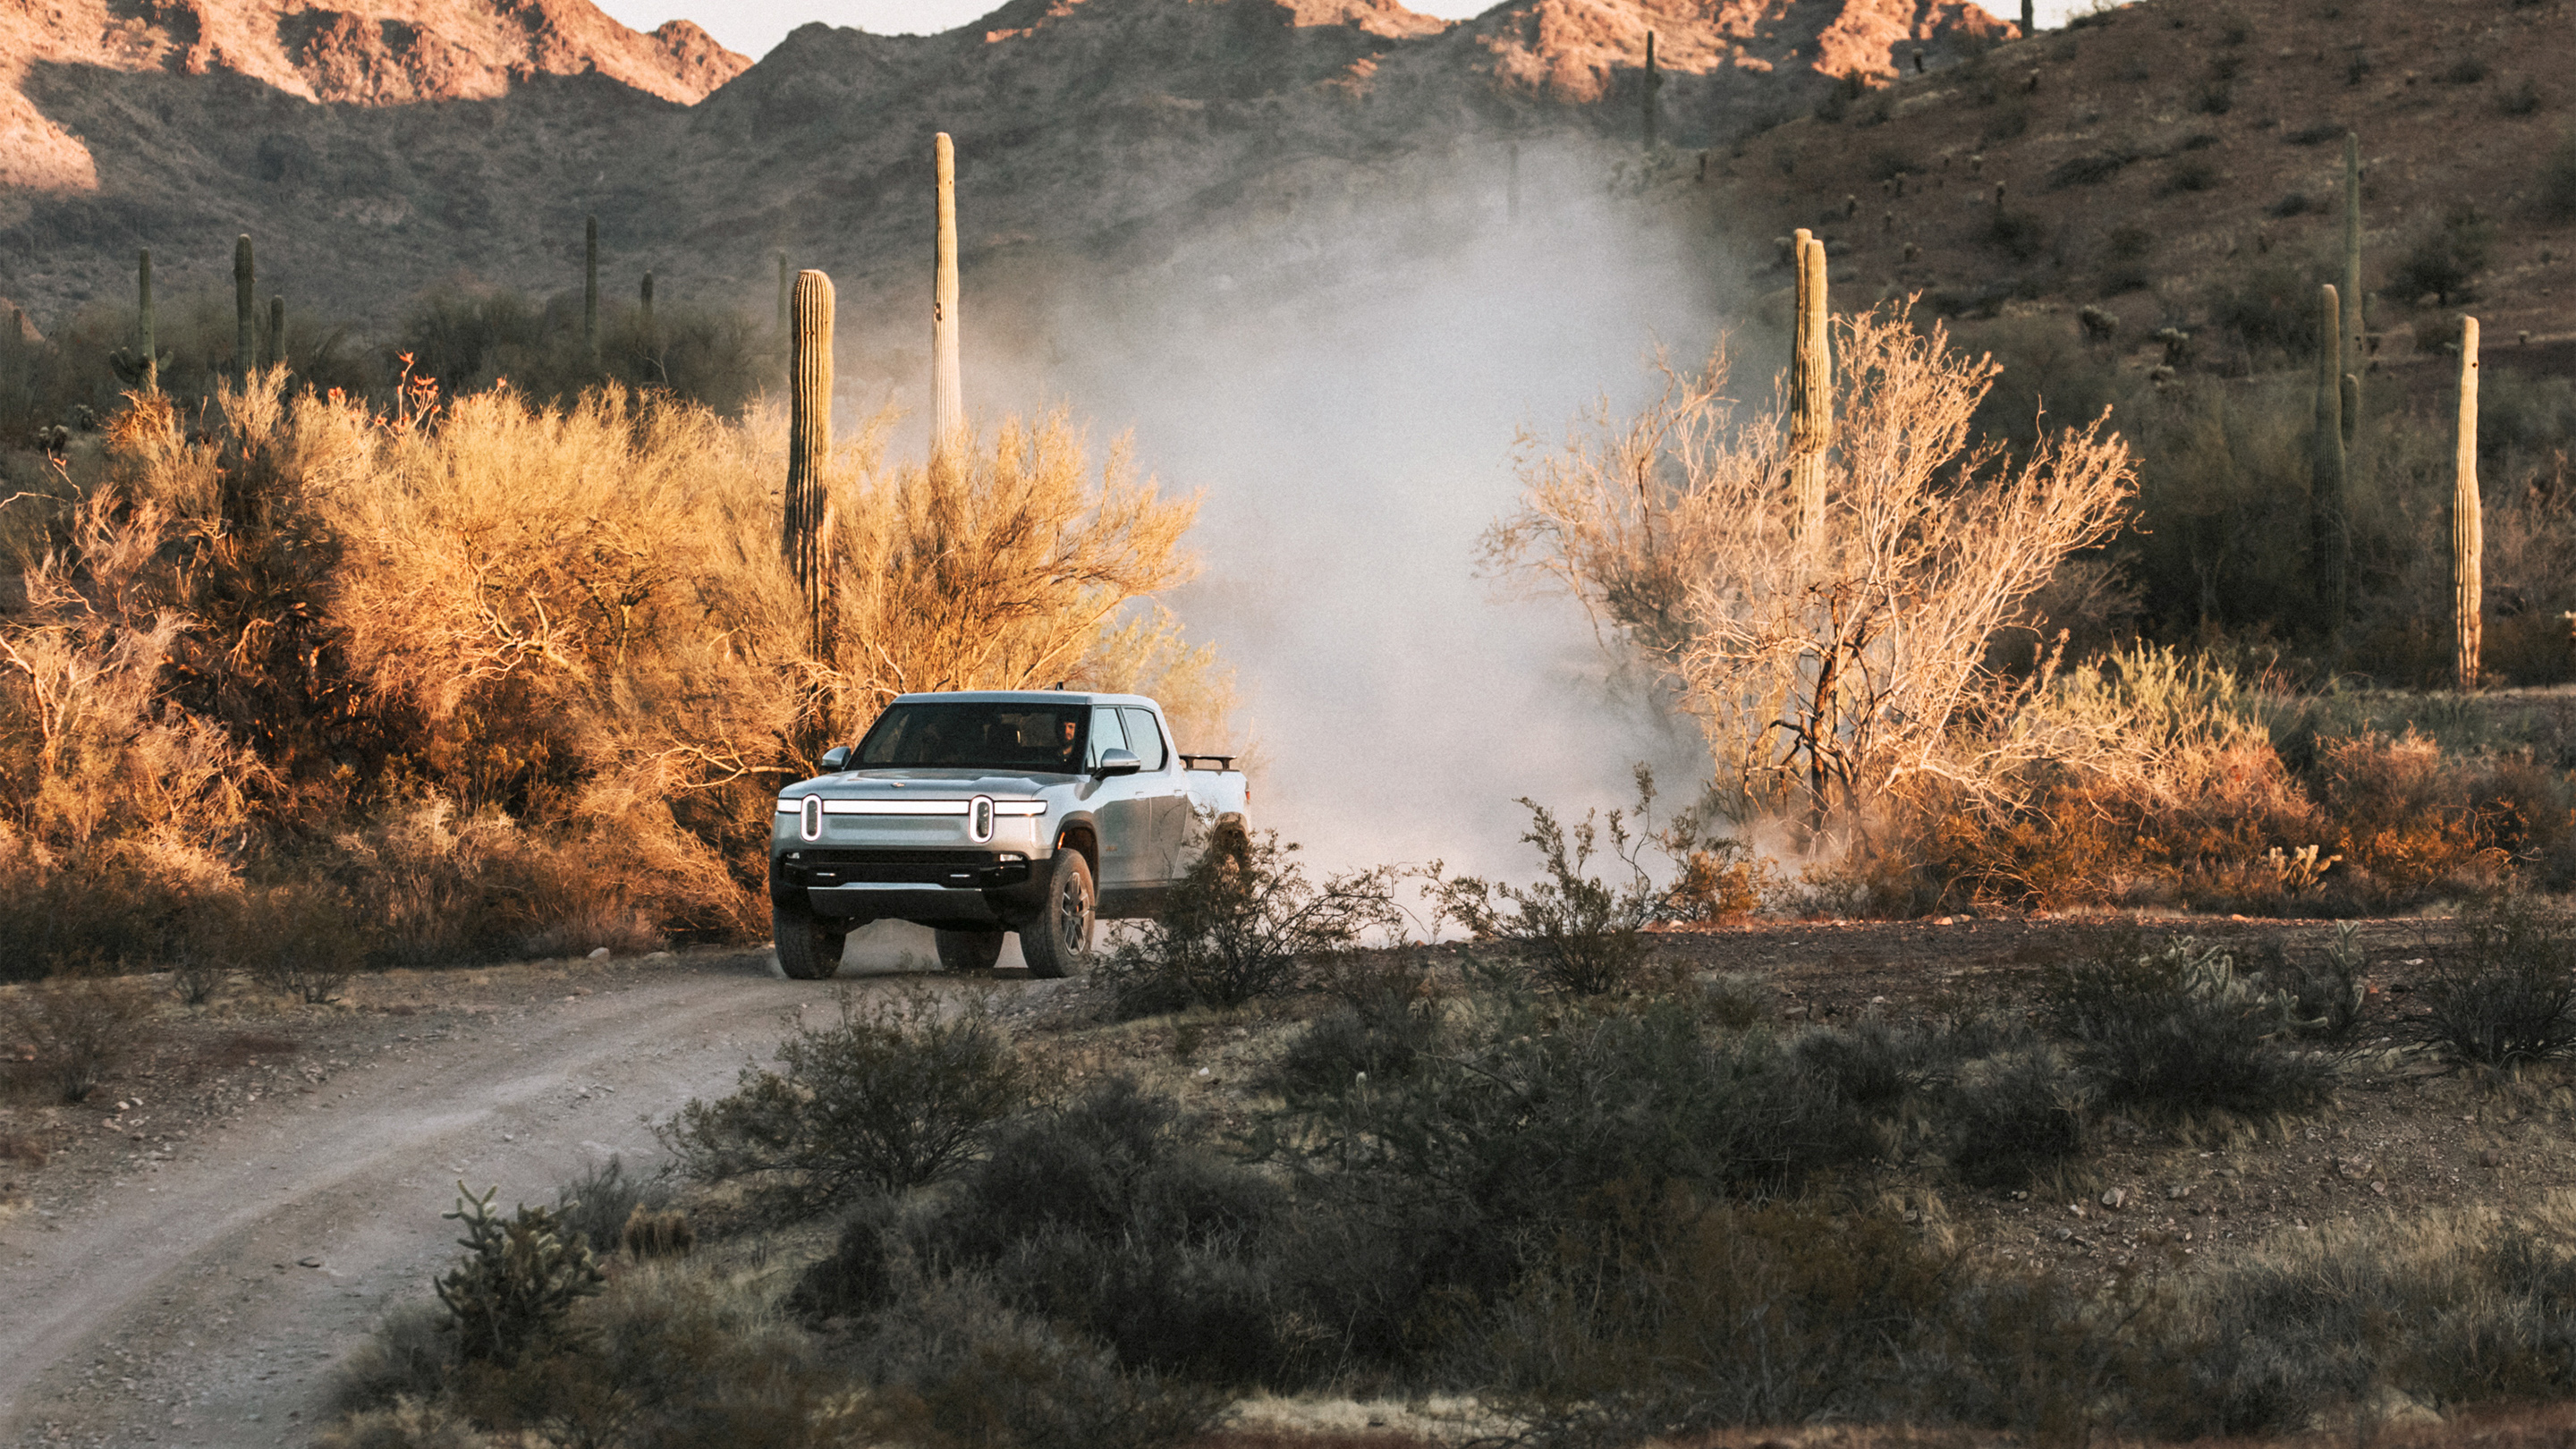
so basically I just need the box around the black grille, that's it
[780,848,1030,889]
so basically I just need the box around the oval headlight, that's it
[800,795,823,842]
[969,795,996,843]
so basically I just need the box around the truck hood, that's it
[792,768,1072,797]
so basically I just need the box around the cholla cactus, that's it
[435,1183,604,1367]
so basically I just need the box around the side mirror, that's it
[1093,747,1142,777]
[818,745,853,773]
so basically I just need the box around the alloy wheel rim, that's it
[1057,874,1089,955]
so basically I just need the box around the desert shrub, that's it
[2412,905,2576,1067]
[2393,204,2495,304]
[313,1396,494,1449]
[1262,992,1444,1101]
[2045,936,2344,1120]
[2046,149,2137,190]
[2544,129,2576,221]
[1946,1046,2089,1188]
[788,1194,904,1322]
[0,366,1227,977]
[533,1263,832,1448]
[929,1079,1291,1380]
[2157,1197,2576,1436]
[1425,802,1651,995]
[551,1155,673,1258]
[433,1185,606,1368]
[1274,992,1881,1330]
[1097,830,1396,1017]
[0,972,152,1102]
[238,884,369,1003]
[659,989,1022,1217]
[2204,252,2327,360]
[333,1302,458,1415]
[1486,305,2131,837]
[1472,1192,1949,1436]
[840,1267,1224,1449]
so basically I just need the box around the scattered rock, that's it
[2100,1187,2127,1210]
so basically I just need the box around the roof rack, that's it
[1178,754,1237,771]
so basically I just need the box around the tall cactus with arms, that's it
[2454,317,2482,691]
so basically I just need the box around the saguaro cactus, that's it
[1789,231,1833,544]
[2455,316,2482,691]
[2341,133,2364,442]
[1642,31,1662,154]
[932,132,964,469]
[640,271,655,338]
[140,250,157,392]
[2021,0,2033,35]
[2312,284,2347,627]
[583,216,600,365]
[784,269,835,662]
[267,296,284,372]
[234,234,256,376]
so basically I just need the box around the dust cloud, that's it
[983,138,1754,884]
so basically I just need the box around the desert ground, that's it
[8,911,2572,1448]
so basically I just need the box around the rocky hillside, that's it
[1674,0,2576,391]
[0,0,2009,334]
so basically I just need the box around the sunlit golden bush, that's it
[0,372,1229,978]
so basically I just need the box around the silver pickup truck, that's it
[767,691,1250,979]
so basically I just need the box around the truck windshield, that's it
[855,702,1088,773]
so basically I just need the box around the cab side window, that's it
[1118,708,1168,771]
[1086,706,1129,767]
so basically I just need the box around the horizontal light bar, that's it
[776,797,1047,817]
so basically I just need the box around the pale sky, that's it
[605,0,2107,60]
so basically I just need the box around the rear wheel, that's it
[774,902,846,980]
[1017,850,1095,979]
[935,928,1005,972]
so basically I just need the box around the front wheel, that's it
[1016,851,1095,979]
[935,928,1005,972]
[774,902,847,980]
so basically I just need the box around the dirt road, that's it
[0,928,1038,1448]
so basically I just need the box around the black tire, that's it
[774,902,846,980]
[1017,850,1095,979]
[935,928,1005,973]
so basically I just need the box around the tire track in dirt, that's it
[0,941,1019,1447]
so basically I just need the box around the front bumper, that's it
[770,848,1044,926]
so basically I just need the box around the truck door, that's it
[1087,706,1151,891]
[1118,706,1187,884]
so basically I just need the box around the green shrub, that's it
[1945,1046,2089,1188]
[332,1302,455,1415]
[2045,936,2344,1121]
[1425,795,1662,996]
[1262,992,1443,1102]
[2544,129,2576,221]
[2412,905,2576,1066]
[433,1185,606,1368]
[659,989,1022,1217]
[841,1268,1224,1449]
[788,1196,902,1323]
[551,1155,673,1258]
[933,1079,1292,1381]
[2393,204,2496,304]
[1097,829,1397,1017]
